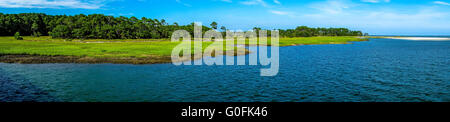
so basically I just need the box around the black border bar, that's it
[0,102,448,121]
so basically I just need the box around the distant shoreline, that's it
[370,36,450,41]
[384,37,450,41]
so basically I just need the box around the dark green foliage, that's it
[220,26,226,31]
[0,13,365,39]
[0,13,212,39]
[277,26,364,37]
[210,21,218,30]
[14,32,23,40]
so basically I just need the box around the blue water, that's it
[1,38,449,102]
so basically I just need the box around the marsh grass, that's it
[0,36,367,64]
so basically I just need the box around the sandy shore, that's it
[385,37,450,41]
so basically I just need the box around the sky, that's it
[1,0,450,35]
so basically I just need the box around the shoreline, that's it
[379,37,450,41]
[0,54,173,64]
[0,49,250,64]
[0,36,367,64]
[0,42,360,65]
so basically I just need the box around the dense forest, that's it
[0,13,367,39]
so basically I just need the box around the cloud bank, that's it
[0,0,107,9]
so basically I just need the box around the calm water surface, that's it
[1,38,449,102]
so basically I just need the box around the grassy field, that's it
[275,36,366,46]
[0,36,367,64]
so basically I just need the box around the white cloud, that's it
[240,0,268,7]
[434,1,450,5]
[0,0,105,9]
[238,0,282,7]
[361,0,390,3]
[221,0,232,3]
[176,0,191,7]
[273,0,281,5]
[310,0,353,14]
[299,0,450,34]
[269,10,288,15]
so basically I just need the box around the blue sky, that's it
[1,0,450,35]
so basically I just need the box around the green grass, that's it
[0,36,226,58]
[275,36,367,46]
[0,36,367,61]
[226,36,367,46]
[0,37,173,58]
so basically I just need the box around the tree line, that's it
[0,13,367,39]
[277,26,368,37]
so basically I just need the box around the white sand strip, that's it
[386,37,450,41]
